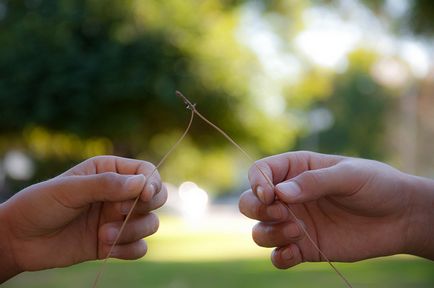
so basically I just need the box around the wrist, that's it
[0,202,22,283]
[403,175,434,259]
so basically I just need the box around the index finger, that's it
[62,156,162,201]
[249,151,343,205]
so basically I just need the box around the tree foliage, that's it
[0,0,292,193]
[0,0,432,194]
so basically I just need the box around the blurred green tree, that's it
[316,58,391,159]
[0,0,295,193]
[1,0,432,195]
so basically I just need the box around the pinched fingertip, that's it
[124,174,146,195]
[275,181,302,203]
[141,182,157,202]
[255,185,275,205]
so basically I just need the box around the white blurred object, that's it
[178,181,209,223]
[295,7,361,70]
[308,108,334,133]
[4,150,35,180]
[371,57,409,88]
[400,40,431,79]
[384,0,409,18]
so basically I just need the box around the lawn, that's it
[4,215,434,287]
[4,257,434,288]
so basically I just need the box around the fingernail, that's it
[256,186,266,203]
[125,174,145,193]
[106,228,119,244]
[282,247,293,261]
[146,183,156,199]
[276,181,301,198]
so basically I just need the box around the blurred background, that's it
[1,0,434,287]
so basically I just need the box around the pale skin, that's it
[0,156,168,283]
[239,151,434,269]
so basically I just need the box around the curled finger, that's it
[239,189,289,222]
[100,213,159,245]
[118,184,168,215]
[252,221,304,248]
[271,244,303,269]
[101,240,148,260]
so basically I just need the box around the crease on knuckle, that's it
[302,170,322,189]
[100,172,122,193]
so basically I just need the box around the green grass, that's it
[4,216,434,287]
[4,257,434,288]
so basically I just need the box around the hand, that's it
[239,151,434,269]
[0,156,167,282]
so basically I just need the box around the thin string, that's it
[91,110,195,288]
[176,91,353,288]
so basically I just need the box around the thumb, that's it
[275,165,354,203]
[49,173,146,208]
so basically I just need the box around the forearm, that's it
[0,203,22,283]
[403,175,434,260]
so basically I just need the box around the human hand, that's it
[0,156,167,281]
[239,151,434,269]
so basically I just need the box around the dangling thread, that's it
[176,91,353,288]
[91,110,195,288]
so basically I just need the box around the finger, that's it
[252,221,303,247]
[62,156,162,201]
[49,173,146,208]
[102,239,148,260]
[103,156,162,201]
[248,160,276,205]
[63,156,153,176]
[100,213,159,245]
[140,175,161,202]
[238,189,289,222]
[118,184,168,215]
[140,175,165,204]
[271,244,303,269]
[248,151,342,205]
[114,159,161,202]
[275,162,356,204]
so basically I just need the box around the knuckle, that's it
[339,161,358,173]
[141,161,157,175]
[99,172,123,193]
[301,170,321,186]
[101,172,120,185]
